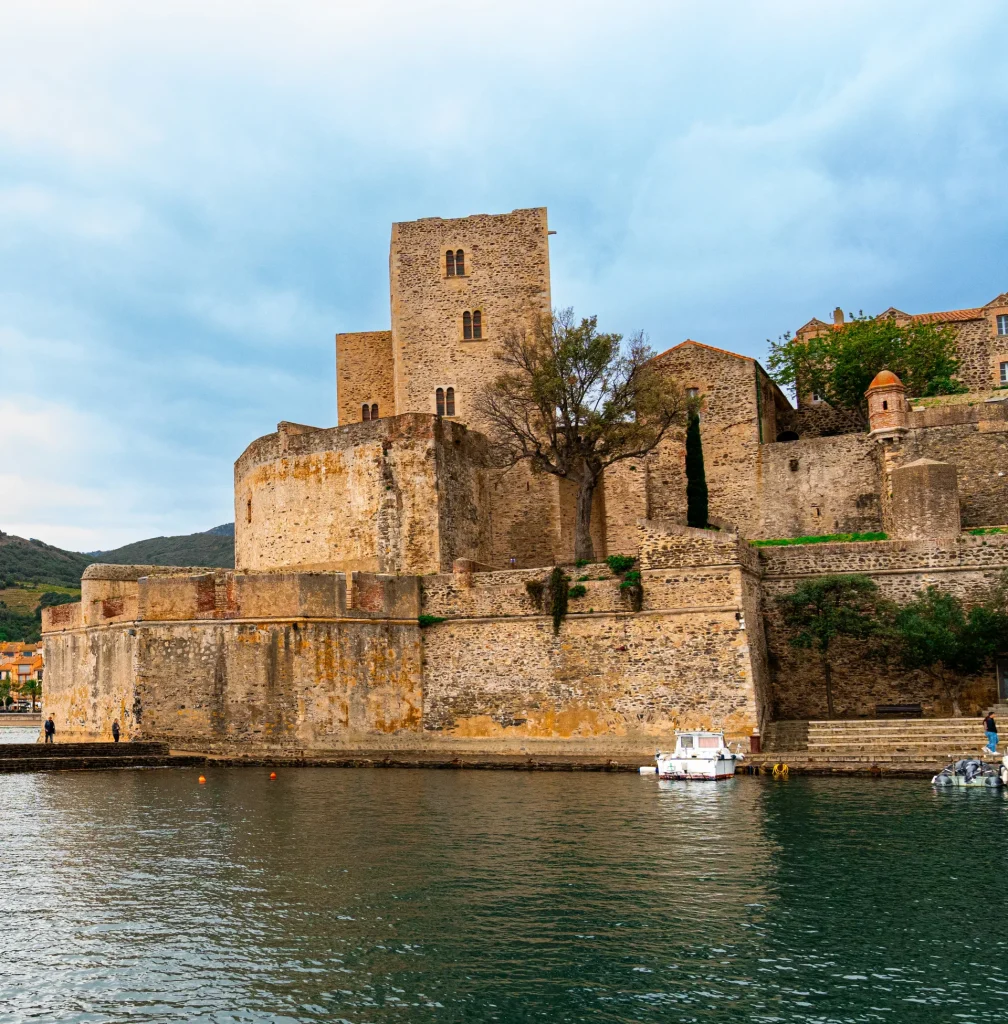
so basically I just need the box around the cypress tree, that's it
[685,412,708,528]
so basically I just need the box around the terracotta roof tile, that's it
[909,307,985,324]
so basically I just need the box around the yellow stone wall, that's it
[335,330,394,426]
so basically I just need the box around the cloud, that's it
[0,0,1006,548]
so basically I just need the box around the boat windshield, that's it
[679,735,694,748]
[698,736,720,748]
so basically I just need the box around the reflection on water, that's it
[0,768,1005,1022]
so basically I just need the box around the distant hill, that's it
[0,525,235,590]
[89,529,235,570]
[204,523,235,537]
[0,534,91,588]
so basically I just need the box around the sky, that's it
[2,0,1006,551]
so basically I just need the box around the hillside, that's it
[0,524,236,590]
[91,529,235,569]
[0,533,91,588]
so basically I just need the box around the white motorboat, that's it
[931,756,1008,789]
[652,730,743,781]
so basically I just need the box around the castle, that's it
[42,208,1008,760]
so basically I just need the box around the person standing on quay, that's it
[983,711,998,754]
[111,721,120,743]
[44,716,55,743]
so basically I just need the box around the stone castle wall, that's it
[43,527,770,755]
[880,406,1008,530]
[951,312,1008,393]
[335,330,394,426]
[234,415,492,576]
[754,434,883,538]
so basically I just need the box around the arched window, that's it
[455,249,464,275]
[462,311,472,340]
[436,387,445,417]
[472,310,482,339]
[362,403,371,421]
[371,403,379,420]
[446,250,455,277]
[446,387,455,416]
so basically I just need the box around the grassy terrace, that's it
[751,532,888,548]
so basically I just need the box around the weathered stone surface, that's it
[889,459,960,539]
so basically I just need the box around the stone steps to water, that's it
[761,718,995,772]
[0,741,205,773]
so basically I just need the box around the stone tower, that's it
[865,369,909,437]
[336,208,552,433]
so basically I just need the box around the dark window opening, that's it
[455,249,465,275]
[371,403,379,419]
[436,388,445,417]
[446,250,455,277]
[882,400,888,410]
[362,403,371,421]
[472,309,482,339]
[462,311,472,340]
[446,387,455,416]
[778,431,800,443]
[246,498,252,523]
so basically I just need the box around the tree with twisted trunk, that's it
[777,574,882,719]
[477,308,684,563]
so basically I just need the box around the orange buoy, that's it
[198,775,206,784]
[269,771,277,780]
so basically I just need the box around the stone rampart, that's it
[234,414,491,575]
[42,528,770,755]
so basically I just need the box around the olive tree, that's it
[477,308,684,563]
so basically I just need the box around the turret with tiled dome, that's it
[865,369,908,437]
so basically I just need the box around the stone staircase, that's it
[0,741,205,773]
[756,717,996,775]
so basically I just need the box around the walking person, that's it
[111,721,120,743]
[983,710,998,755]
[44,715,55,744]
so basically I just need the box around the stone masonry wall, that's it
[234,414,491,575]
[42,529,768,756]
[646,342,763,533]
[335,330,394,426]
[754,434,883,538]
[878,414,1008,530]
[758,535,1008,719]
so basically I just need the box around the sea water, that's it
[0,767,1005,1022]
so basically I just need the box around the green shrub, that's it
[577,574,589,582]
[968,527,1007,536]
[525,579,545,608]
[606,554,635,575]
[575,558,589,568]
[568,583,587,599]
[418,614,445,628]
[619,570,641,589]
[619,570,643,611]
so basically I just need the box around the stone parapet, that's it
[757,533,1008,577]
[637,519,757,572]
